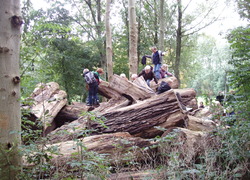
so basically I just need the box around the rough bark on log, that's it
[98,80,122,100]
[174,88,198,109]
[91,90,188,138]
[53,102,88,128]
[28,82,68,135]
[161,127,206,163]
[150,76,179,91]
[187,115,217,132]
[133,76,155,94]
[48,132,156,166]
[108,74,154,101]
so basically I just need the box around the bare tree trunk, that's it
[174,0,182,86]
[128,0,138,79]
[159,0,164,51]
[153,0,158,45]
[0,0,22,178]
[105,0,113,81]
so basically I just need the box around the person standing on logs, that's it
[83,68,99,107]
[138,65,158,87]
[93,68,104,106]
[145,46,165,79]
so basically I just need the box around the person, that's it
[94,68,104,84]
[145,46,165,79]
[160,64,173,78]
[93,68,104,105]
[131,74,138,82]
[216,91,224,106]
[199,102,205,108]
[83,68,99,107]
[138,65,158,87]
[120,73,128,80]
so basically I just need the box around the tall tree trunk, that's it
[128,0,138,79]
[137,0,142,70]
[159,0,164,51]
[0,0,22,178]
[153,0,158,45]
[175,0,182,86]
[105,0,113,81]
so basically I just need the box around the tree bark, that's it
[108,74,154,101]
[174,0,182,85]
[28,82,68,136]
[105,0,113,81]
[159,0,165,51]
[128,0,138,78]
[0,0,22,178]
[92,90,188,138]
[47,132,156,166]
[187,115,216,132]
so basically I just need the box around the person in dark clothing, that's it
[145,46,165,79]
[199,102,205,108]
[216,91,224,106]
[138,65,158,87]
[83,69,99,106]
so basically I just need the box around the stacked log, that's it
[23,74,219,174]
[26,82,68,135]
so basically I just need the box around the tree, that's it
[0,0,22,178]
[105,0,113,81]
[128,0,138,78]
[159,0,165,51]
[172,0,222,85]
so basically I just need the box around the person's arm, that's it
[138,70,144,77]
[165,71,173,76]
[145,55,152,58]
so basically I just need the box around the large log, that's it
[108,74,155,101]
[28,82,68,135]
[161,127,206,163]
[174,88,198,109]
[187,115,217,132]
[91,89,188,138]
[48,90,187,141]
[48,132,157,166]
[133,76,155,94]
[150,76,179,91]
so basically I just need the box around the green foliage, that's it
[189,35,232,97]
[20,4,101,102]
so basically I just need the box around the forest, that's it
[0,0,249,179]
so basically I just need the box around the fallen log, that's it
[48,132,157,166]
[91,89,188,138]
[174,88,198,109]
[133,76,155,94]
[161,127,206,163]
[48,90,187,140]
[108,74,155,101]
[187,115,216,132]
[27,82,68,136]
[150,76,179,91]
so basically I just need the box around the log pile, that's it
[23,75,218,176]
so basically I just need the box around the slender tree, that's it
[174,0,182,85]
[105,0,113,81]
[0,0,22,178]
[128,0,138,78]
[159,0,165,51]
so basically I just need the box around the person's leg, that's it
[154,64,161,79]
[146,79,151,87]
[93,84,99,105]
[88,85,94,105]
